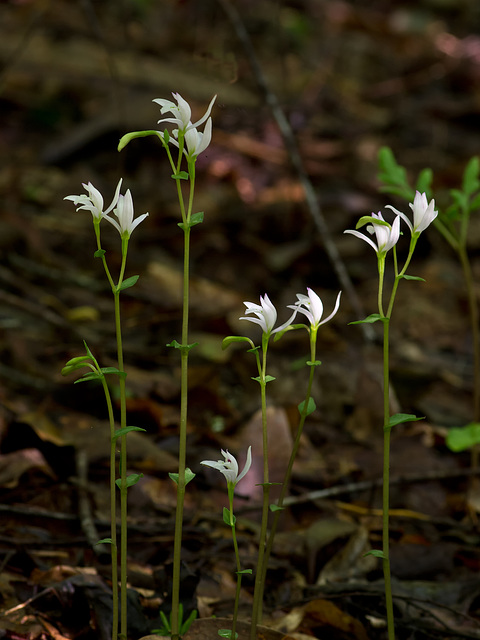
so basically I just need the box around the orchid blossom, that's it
[64,178,122,222]
[153,93,216,159]
[201,446,252,487]
[386,191,438,236]
[104,189,149,239]
[288,288,342,330]
[344,211,400,256]
[240,294,297,336]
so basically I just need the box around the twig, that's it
[75,449,110,560]
[282,466,480,507]
[216,0,373,341]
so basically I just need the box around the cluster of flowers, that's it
[345,191,438,253]
[65,93,216,233]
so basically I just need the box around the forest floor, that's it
[1,1,480,639]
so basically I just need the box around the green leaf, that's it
[463,156,480,196]
[180,610,198,634]
[349,313,384,325]
[365,549,385,559]
[445,422,480,452]
[169,468,196,485]
[298,397,316,416]
[222,335,254,350]
[115,473,143,489]
[118,275,139,291]
[171,171,189,180]
[118,130,162,152]
[247,345,261,353]
[64,355,92,368]
[251,375,276,384]
[469,193,480,212]
[223,507,235,526]
[218,630,237,640]
[166,340,198,352]
[273,322,306,341]
[113,426,147,440]
[307,360,322,366]
[190,211,204,226]
[415,168,433,195]
[377,147,412,196]
[236,569,252,575]
[269,504,284,512]
[96,538,113,545]
[400,274,425,282]
[355,216,391,230]
[74,372,102,384]
[385,413,424,430]
[94,249,106,258]
[99,367,127,378]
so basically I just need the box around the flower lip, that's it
[200,446,252,487]
[385,191,438,235]
[103,188,149,238]
[153,93,216,134]
[344,212,400,255]
[240,293,297,336]
[64,178,123,221]
[288,288,342,329]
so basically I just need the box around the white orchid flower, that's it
[153,93,216,158]
[288,288,342,330]
[64,178,122,221]
[344,211,400,255]
[103,189,149,238]
[386,191,438,235]
[240,293,298,336]
[201,446,252,487]
[154,93,216,133]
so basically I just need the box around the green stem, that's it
[171,164,193,640]
[229,486,242,640]
[382,317,395,640]
[99,375,119,640]
[114,242,129,640]
[259,330,318,602]
[94,223,122,639]
[458,245,480,463]
[250,336,270,640]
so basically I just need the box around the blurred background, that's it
[1,0,480,637]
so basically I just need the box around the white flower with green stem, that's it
[64,179,148,640]
[64,178,123,222]
[255,288,341,623]
[117,93,216,640]
[343,195,433,640]
[201,447,253,640]
[386,191,438,236]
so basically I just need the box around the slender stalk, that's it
[250,338,270,640]
[171,146,193,640]
[99,376,119,640]
[259,331,317,601]
[228,486,243,640]
[114,242,129,640]
[458,246,480,425]
[382,317,395,640]
[171,226,191,640]
[378,240,415,640]
[93,222,121,639]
